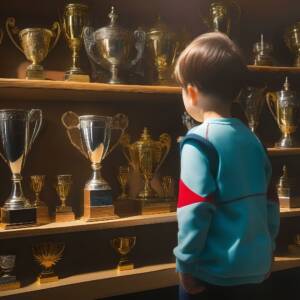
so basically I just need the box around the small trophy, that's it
[285,22,300,67]
[33,242,65,284]
[111,237,136,271]
[0,255,20,291]
[63,3,90,82]
[55,174,75,222]
[6,17,60,80]
[62,111,128,221]
[117,166,130,200]
[266,77,300,148]
[252,34,274,66]
[162,176,175,200]
[30,175,50,224]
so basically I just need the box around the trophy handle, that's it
[28,109,43,155]
[130,28,146,67]
[49,21,61,52]
[266,92,278,124]
[0,29,3,45]
[5,17,23,54]
[171,41,180,66]
[155,133,171,173]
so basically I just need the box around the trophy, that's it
[201,1,241,36]
[162,176,175,200]
[111,236,136,271]
[63,3,90,82]
[252,34,274,66]
[33,242,65,284]
[0,109,42,227]
[117,166,130,200]
[237,86,266,133]
[30,175,50,224]
[61,111,128,221]
[83,6,146,84]
[55,174,75,222]
[147,17,179,84]
[266,77,300,148]
[285,22,300,67]
[6,17,60,80]
[0,255,20,291]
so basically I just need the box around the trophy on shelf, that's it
[147,17,179,84]
[6,17,60,80]
[252,34,274,66]
[30,175,51,224]
[111,236,136,271]
[284,22,300,67]
[63,3,90,82]
[0,255,20,291]
[0,109,42,228]
[61,111,128,221]
[162,176,175,200]
[55,174,75,222]
[266,77,300,148]
[83,6,146,84]
[117,166,130,201]
[237,86,266,133]
[33,242,65,284]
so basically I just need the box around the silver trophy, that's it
[61,111,128,221]
[83,6,146,84]
[0,255,20,289]
[0,109,42,226]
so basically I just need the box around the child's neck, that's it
[202,109,231,122]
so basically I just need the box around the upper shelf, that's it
[248,65,300,74]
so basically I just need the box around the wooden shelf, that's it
[267,148,300,157]
[248,65,300,74]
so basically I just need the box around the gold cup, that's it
[117,166,130,200]
[55,174,73,213]
[162,176,174,200]
[111,236,136,271]
[30,175,46,207]
[252,34,274,66]
[6,17,60,80]
[285,22,300,67]
[33,242,65,284]
[63,3,90,82]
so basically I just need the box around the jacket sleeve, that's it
[173,140,217,274]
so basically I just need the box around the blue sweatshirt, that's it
[174,117,280,286]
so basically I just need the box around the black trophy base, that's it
[1,207,36,229]
[0,275,20,291]
[133,198,176,215]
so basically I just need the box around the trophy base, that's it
[26,68,44,80]
[36,205,51,225]
[0,276,20,291]
[114,198,136,217]
[55,206,75,222]
[275,136,300,148]
[279,195,300,209]
[117,261,134,272]
[1,207,36,228]
[133,199,176,215]
[38,274,59,284]
[65,73,90,82]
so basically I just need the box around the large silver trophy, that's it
[83,6,145,84]
[0,109,42,227]
[61,111,128,221]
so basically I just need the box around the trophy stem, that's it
[276,132,298,148]
[138,174,157,200]
[85,163,111,190]
[34,192,41,207]
[26,63,44,80]
[109,65,122,84]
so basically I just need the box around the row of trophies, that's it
[0,237,136,291]
[0,2,299,85]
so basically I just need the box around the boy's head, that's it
[174,32,248,121]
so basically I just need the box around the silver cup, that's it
[0,255,16,284]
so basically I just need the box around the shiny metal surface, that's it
[285,22,300,67]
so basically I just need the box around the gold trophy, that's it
[30,175,50,225]
[266,77,300,148]
[111,236,136,271]
[285,22,300,67]
[33,242,65,284]
[55,174,75,222]
[117,166,130,200]
[6,17,60,80]
[252,34,274,66]
[63,3,90,82]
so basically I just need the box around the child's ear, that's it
[187,85,200,106]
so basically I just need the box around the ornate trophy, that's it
[111,236,136,271]
[237,86,266,133]
[252,34,274,66]
[61,111,128,221]
[147,17,179,84]
[30,175,50,224]
[6,17,60,80]
[0,109,42,227]
[266,77,300,148]
[63,3,90,82]
[117,166,130,200]
[0,255,20,291]
[33,242,65,284]
[201,1,241,36]
[285,22,300,67]
[83,6,146,84]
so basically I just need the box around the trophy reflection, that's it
[285,22,300,67]
[6,17,60,80]
[33,242,65,284]
[111,236,136,271]
[0,255,20,291]
[117,166,130,200]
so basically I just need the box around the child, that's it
[173,32,280,300]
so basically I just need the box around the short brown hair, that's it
[174,32,248,103]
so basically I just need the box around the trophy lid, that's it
[147,16,175,39]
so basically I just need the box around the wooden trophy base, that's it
[1,207,36,229]
[117,262,134,272]
[55,206,75,222]
[0,276,20,291]
[114,198,137,217]
[38,274,59,284]
[36,205,51,225]
[134,198,176,215]
[279,196,300,209]
[65,73,90,82]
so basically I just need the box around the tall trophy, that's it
[63,3,90,82]
[6,17,60,80]
[83,6,146,84]
[0,255,20,291]
[285,22,300,67]
[61,111,128,221]
[266,77,300,148]
[252,34,274,66]
[147,17,179,84]
[0,109,43,228]
[237,86,266,133]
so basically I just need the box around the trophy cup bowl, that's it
[30,175,45,207]
[117,166,130,200]
[0,109,42,227]
[285,22,300,67]
[63,3,90,81]
[6,17,61,80]
[33,242,65,283]
[111,236,136,271]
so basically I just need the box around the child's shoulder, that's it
[186,123,206,137]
